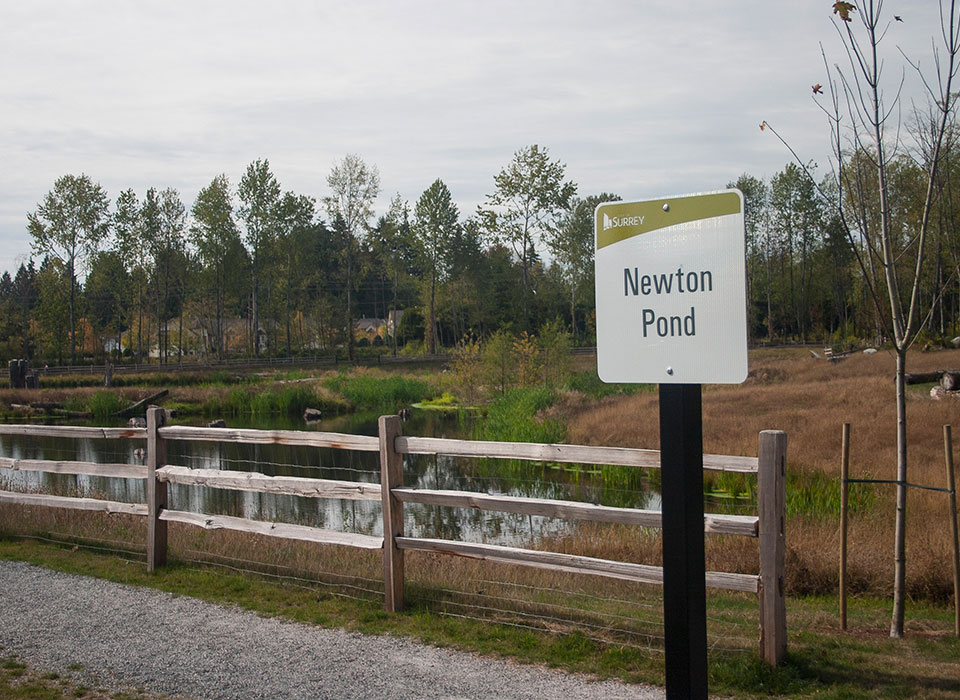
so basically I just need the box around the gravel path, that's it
[0,560,663,699]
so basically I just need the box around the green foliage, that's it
[478,387,565,444]
[205,385,329,417]
[85,391,128,419]
[323,373,434,411]
[535,318,572,387]
[785,469,876,519]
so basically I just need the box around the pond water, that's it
[0,409,662,547]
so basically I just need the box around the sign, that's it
[594,190,748,384]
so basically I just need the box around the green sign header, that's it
[596,191,741,250]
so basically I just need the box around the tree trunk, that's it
[69,260,76,365]
[891,349,908,638]
[427,272,436,355]
[346,237,354,362]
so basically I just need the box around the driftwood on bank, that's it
[114,389,169,417]
[9,403,91,418]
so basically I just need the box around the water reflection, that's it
[0,410,658,547]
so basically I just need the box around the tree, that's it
[770,163,825,340]
[112,188,145,360]
[765,0,960,637]
[191,175,240,360]
[550,193,620,340]
[323,155,380,361]
[478,145,576,330]
[412,179,460,354]
[84,250,129,360]
[274,191,318,355]
[34,257,71,365]
[238,159,281,357]
[154,188,187,363]
[27,174,110,364]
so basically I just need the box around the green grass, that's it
[0,652,152,699]
[1,536,958,698]
[478,386,565,444]
[85,391,130,420]
[323,373,435,411]
[202,385,337,417]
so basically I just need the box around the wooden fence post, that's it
[146,406,168,571]
[379,414,404,612]
[758,429,787,665]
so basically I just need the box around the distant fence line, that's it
[0,409,787,665]
[32,352,453,377]
[23,342,820,377]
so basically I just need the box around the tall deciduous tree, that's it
[238,159,281,356]
[274,191,317,356]
[191,175,240,360]
[479,145,576,330]
[112,188,143,359]
[27,174,110,364]
[323,154,380,361]
[413,179,460,354]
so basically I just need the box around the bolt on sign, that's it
[594,190,748,384]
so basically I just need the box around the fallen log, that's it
[29,401,64,411]
[114,389,169,418]
[906,371,946,385]
[905,369,960,386]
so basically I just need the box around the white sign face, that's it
[594,190,747,384]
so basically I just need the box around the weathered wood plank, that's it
[0,458,147,480]
[0,425,147,440]
[156,466,381,501]
[395,537,759,593]
[395,436,758,473]
[159,509,383,549]
[391,488,758,537]
[0,490,147,516]
[158,425,380,451]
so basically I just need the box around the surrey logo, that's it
[602,212,645,231]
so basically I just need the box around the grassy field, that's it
[565,346,960,601]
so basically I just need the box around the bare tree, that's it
[767,0,960,638]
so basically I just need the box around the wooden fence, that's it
[0,407,787,665]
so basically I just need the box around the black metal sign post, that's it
[659,383,708,699]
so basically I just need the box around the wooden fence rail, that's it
[0,409,787,665]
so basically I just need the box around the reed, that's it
[323,371,435,411]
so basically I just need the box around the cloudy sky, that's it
[0,1,949,275]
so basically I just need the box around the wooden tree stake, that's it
[945,425,960,638]
[841,423,850,631]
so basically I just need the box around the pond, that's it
[0,409,664,547]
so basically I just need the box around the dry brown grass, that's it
[565,346,960,599]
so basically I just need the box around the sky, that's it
[0,1,951,276]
